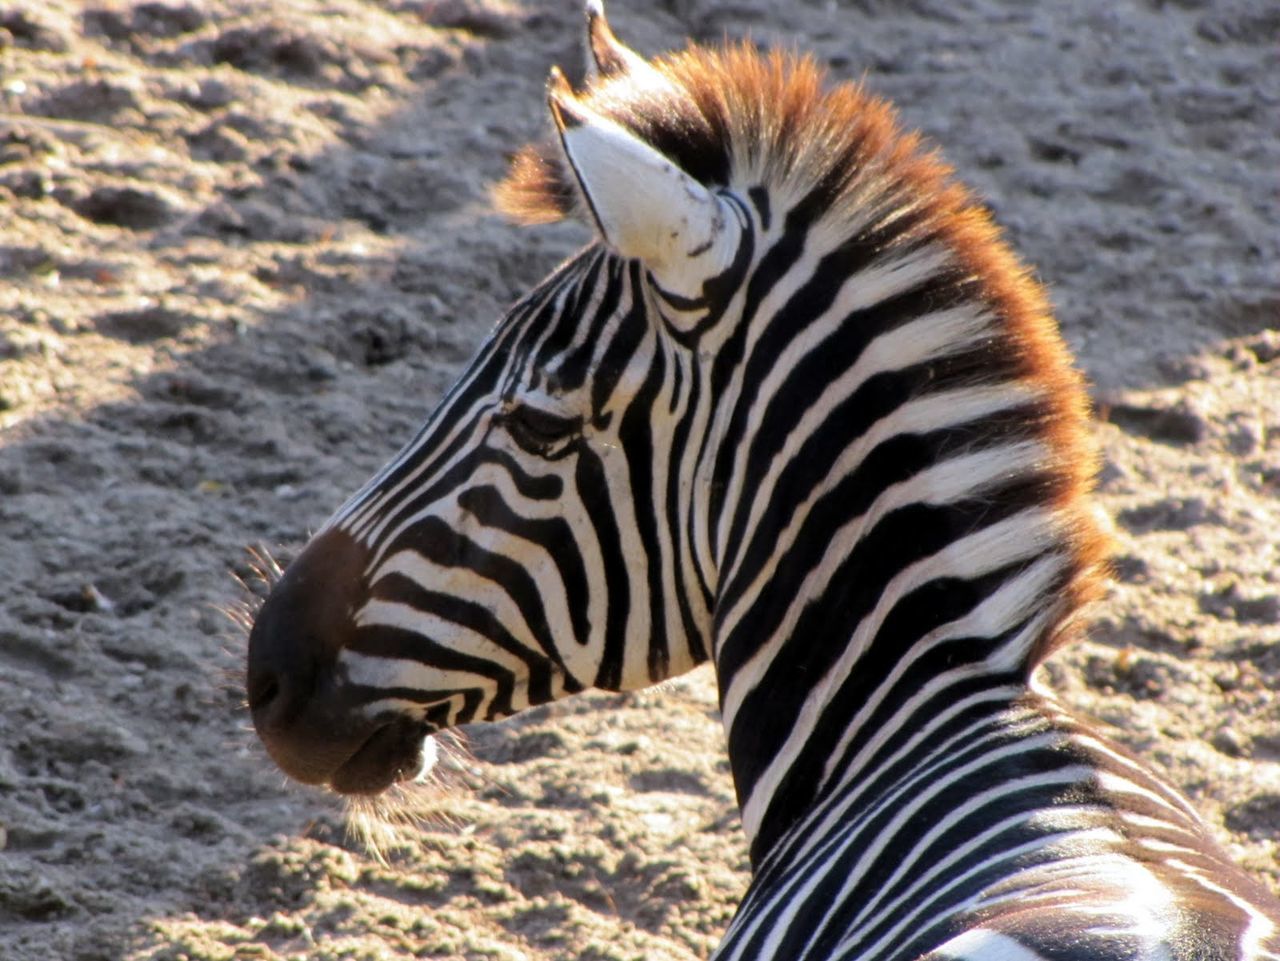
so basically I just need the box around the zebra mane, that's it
[496,40,1110,667]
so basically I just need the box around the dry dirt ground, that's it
[1,1,1277,959]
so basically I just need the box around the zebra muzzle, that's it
[247,527,424,794]
[328,715,435,795]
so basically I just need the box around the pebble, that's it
[94,305,189,342]
[1211,728,1246,758]
[1224,794,1280,840]
[1104,397,1208,445]
[76,187,176,230]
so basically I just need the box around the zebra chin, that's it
[246,527,434,796]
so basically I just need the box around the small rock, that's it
[303,353,338,382]
[1211,728,1246,758]
[33,79,142,123]
[1197,10,1280,46]
[211,25,334,78]
[1234,594,1280,626]
[76,187,176,230]
[1104,397,1207,445]
[1252,733,1280,760]
[185,77,240,110]
[1223,794,1280,840]
[335,304,418,367]
[1095,457,1127,489]
[1117,496,1218,533]
[82,583,115,614]
[82,7,132,40]
[1244,330,1280,365]
[130,2,208,37]
[40,718,149,761]
[1226,421,1260,456]
[1027,137,1082,165]
[190,199,247,236]
[1110,554,1149,583]
[629,768,709,795]
[0,866,72,920]
[1199,583,1280,626]
[406,45,459,80]
[2,169,52,200]
[0,327,56,360]
[187,122,252,163]
[1154,353,1210,384]
[418,0,520,37]
[150,372,240,409]
[0,10,70,52]
[0,244,55,277]
[1122,656,1170,699]
[95,305,190,342]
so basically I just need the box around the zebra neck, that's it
[723,650,1062,867]
[711,515,1073,866]
[695,190,1101,868]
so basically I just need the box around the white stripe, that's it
[716,298,998,584]
[934,929,1049,961]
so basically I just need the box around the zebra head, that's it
[248,1,1103,815]
[247,4,755,795]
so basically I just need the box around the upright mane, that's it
[496,40,1109,667]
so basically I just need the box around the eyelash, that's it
[502,404,582,456]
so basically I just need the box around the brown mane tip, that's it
[492,143,577,225]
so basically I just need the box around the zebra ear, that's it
[548,69,742,300]
[583,0,644,81]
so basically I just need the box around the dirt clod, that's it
[76,186,177,229]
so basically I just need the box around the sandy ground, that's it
[0,1,1277,959]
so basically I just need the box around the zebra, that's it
[245,3,1280,957]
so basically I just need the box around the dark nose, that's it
[246,527,373,786]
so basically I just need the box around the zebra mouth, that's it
[329,717,434,796]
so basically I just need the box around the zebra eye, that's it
[502,404,582,457]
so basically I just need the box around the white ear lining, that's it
[548,75,742,302]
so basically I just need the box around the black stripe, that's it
[550,254,624,394]
[362,572,559,714]
[574,447,631,691]
[590,261,650,421]
[380,516,564,673]
[533,250,609,380]
[706,205,811,535]
[747,185,771,231]
[456,485,591,648]
[717,267,983,577]
[668,356,709,666]
[380,446,565,546]
[752,613,1039,862]
[716,396,1046,661]
[616,340,670,681]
